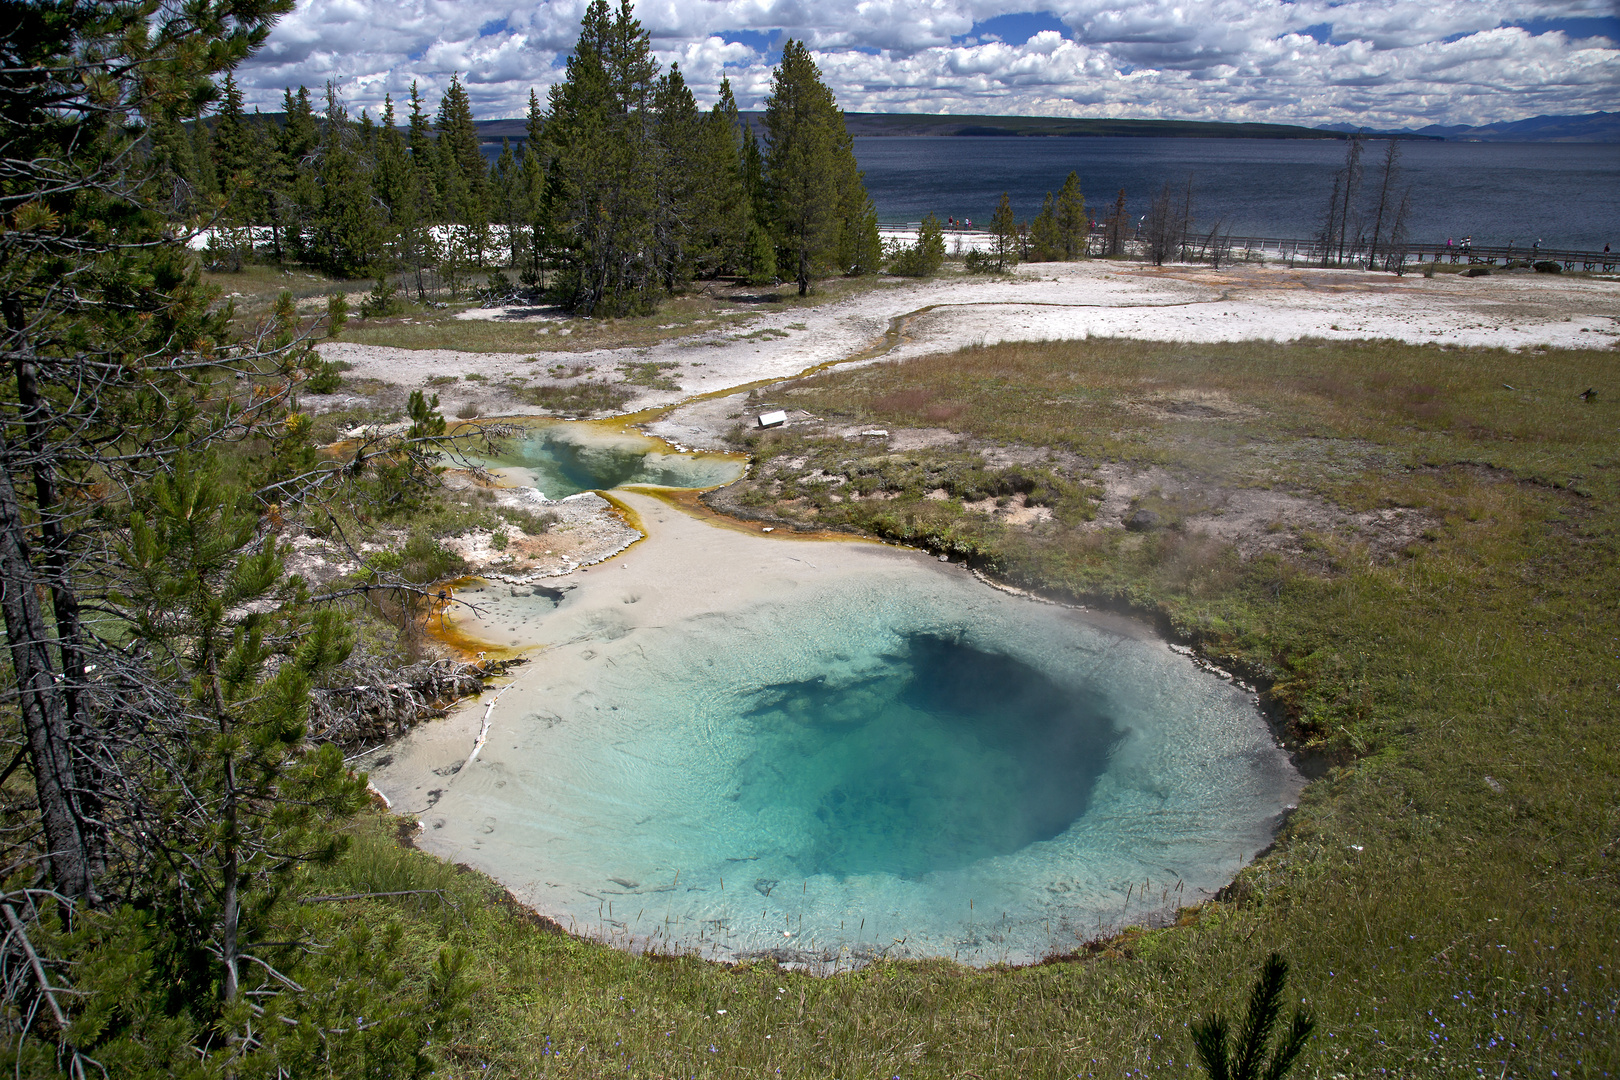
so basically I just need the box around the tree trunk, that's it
[1,302,98,902]
[1366,139,1400,271]
[0,465,93,902]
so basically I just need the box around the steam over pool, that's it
[376,494,1300,966]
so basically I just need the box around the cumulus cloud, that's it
[235,0,1619,128]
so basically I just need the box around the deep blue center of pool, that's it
[736,633,1122,880]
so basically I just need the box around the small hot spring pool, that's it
[463,418,742,497]
[405,557,1301,966]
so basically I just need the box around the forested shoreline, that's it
[159,3,880,309]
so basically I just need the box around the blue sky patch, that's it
[952,11,1071,46]
[1505,16,1620,41]
[478,17,508,38]
[717,28,780,59]
[1300,22,1334,44]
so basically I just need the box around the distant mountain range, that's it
[830,114,1368,140]
[1319,112,1618,142]
[465,110,1616,148]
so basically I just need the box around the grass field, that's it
[304,335,1617,1078]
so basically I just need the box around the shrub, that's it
[963,249,997,274]
[326,291,350,337]
[888,213,946,277]
[306,359,349,394]
[358,276,403,318]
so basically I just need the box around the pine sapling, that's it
[1190,952,1315,1080]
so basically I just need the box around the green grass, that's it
[512,381,635,416]
[341,294,754,354]
[619,360,682,389]
[301,335,1616,1077]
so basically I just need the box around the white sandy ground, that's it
[318,259,1620,423]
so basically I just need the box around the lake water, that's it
[854,136,1620,251]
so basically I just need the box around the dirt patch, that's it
[436,476,640,582]
[1079,462,1436,563]
[1126,389,1263,423]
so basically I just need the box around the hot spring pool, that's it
[463,418,742,498]
[377,493,1300,967]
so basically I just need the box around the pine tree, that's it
[990,191,1019,270]
[1145,180,1177,265]
[834,127,882,276]
[0,4,467,1068]
[1104,187,1130,256]
[1056,170,1087,259]
[1176,175,1196,262]
[436,74,489,262]
[280,85,320,261]
[545,0,661,315]
[889,212,945,276]
[212,74,251,200]
[1190,953,1315,1080]
[739,122,776,282]
[652,63,702,290]
[406,81,439,209]
[520,89,550,283]
[373,95,409,266]
[310,83,383,276]
[764,40,842,295]
[209,73,258,269]
[115,460,366,1003]
[1364,138,1404,270]
[1029,191,1059,262]
[491,138,525,268]
[1329,132,1364,265]
[694,78,749,276]
[189,114,220,201]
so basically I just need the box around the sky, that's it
[237,1,1620,130]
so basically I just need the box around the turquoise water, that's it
[738,634,1119,881]
[419,562,1300,966]
[469,420,741,498]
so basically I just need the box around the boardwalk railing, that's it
[878,224,1619,274]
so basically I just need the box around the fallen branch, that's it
[465,683,513,768]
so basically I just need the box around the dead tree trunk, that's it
[1365,138,1401,270]
[1335,133,1364,265]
